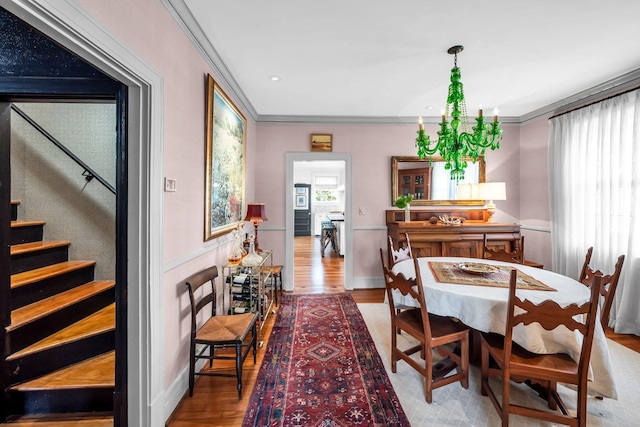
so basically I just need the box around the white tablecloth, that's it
[391,257,617,399]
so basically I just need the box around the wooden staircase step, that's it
[9,241,71,275]
[11,220,46,228]
[0,413,113,426]
[11,351,114,391]
[11,200,21,221]
[11,220,45,245]
[8,281,115,332]
[10,241,70,256]
[8,304,115,361]
[11,261,96,290]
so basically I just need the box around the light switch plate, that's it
[164,177,177,192]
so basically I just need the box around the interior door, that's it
[294,184,311,236]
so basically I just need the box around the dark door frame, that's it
[0,34,128,425]
[0,91,128,425]
[0,2,167,424]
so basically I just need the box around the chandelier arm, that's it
[415,130,440,158]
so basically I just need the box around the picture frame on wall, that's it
[310,134,332,152]
[295,194,308,209]
[204,74,246,241]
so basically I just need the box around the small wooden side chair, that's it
[480,269,601,426]
[185,266,258,398]
[578,247,625,330]
[483,234,525,264]
[380,248,469,403]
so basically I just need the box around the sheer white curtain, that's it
[430,162,479,200]
[548,89,640,334]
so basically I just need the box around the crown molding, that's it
[162,0,258,121]
[162,0,640,127]
[255,114,521,125]
[520,67,640,123]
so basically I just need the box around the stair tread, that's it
[11,260,96,290]
[11,200,21,205]
[11,220,46,228]
[8,303,115,361]
[7,280,115,332]
[10,241,70,256]
[0,413,112,427]
[11,351,114,391]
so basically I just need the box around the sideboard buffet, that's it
[385,209,523,262]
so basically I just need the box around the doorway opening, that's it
[293,161,345,292]
[285,153,353,292]
[0,3,163,425]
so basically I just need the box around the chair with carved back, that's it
[380,248,469,403]
[483,234,525,264]
[185,266,258,398]
[578,246,625,330]
[387,233,414,329]
[388,233,413,266]
[480,269,601,427]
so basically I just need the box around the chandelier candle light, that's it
[415,45,502,180]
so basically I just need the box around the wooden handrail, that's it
[11,104,116,195]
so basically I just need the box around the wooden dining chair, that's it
[379,248,469,403]
[185,266,258,398]
[388,232,413,266]
[480,269,601,427]
[386,234,414,333]
[578,247,625,330]
[483,234,525,264]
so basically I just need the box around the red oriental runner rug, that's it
[242,293,409,427]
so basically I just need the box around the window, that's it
[314,175,339,203]
[315,189,337,202]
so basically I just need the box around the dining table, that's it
[390,256,617,399]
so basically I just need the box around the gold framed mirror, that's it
[391,156,486,206]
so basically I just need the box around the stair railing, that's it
[11,104,116,195]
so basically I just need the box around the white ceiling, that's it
[173,0,640,121]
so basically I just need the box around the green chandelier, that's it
[415,45,502,180]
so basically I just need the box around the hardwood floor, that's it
[166,236,640,426]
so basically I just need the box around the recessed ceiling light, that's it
[269,75,280,81]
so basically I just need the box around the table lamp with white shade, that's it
[477,182,506,223]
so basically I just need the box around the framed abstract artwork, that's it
[204,74,246,241]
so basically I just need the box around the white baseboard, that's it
[164,358,206,423]
[352,277,385,289]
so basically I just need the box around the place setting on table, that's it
[390,256,617,400]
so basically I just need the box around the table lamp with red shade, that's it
[244,203,268,252]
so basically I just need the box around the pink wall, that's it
[255,122,522,279]
[77,0,257,390]
[72,0,554,406]
[519,115,553,268]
